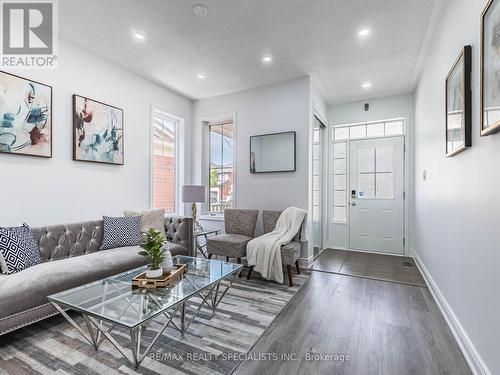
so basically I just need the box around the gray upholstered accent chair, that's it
[206,209,259,268]
[247,210,302,287]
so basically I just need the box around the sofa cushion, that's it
[100,216,142,250]
[124,209,165,237]
[164,241,189,257]
[0,246,148,319]
[0,224,42,274]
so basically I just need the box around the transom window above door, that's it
[333,119,404,141]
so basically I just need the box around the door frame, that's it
[327,122,411,256]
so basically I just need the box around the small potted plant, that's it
[139,228,166,278]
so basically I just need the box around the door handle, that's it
[351,202,356,206]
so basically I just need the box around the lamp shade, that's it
[182,185,206,203]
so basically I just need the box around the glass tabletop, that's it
[48,256,242,328]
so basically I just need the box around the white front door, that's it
[349,136,404,254]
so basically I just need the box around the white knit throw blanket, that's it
[246,207,307,283]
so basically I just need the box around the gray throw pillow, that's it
[100,216,142,250]
[124,209,166,237]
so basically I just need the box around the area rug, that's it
[0,272,309,375]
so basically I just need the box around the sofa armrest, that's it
[164,216,194,256]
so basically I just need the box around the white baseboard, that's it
[298,255,314,268]
[411,250,491,375]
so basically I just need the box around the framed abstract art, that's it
[73,94,124,165]
[0,71,52,158]
[445,46,471,157]
[481,0,500,135]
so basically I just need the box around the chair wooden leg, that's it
[208,254,213,259]
[295,260,300,274]
[286,265,293,287]
[236,257,241,264]
[247,265,254,280]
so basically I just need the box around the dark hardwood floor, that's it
[232,271,471,375]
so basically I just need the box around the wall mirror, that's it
[250,131,296,173]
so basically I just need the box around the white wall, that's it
[192,77,311,257]
[0,38,192,226]
[328,93,415,251]
[414,0,497,373]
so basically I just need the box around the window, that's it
[333,119,404,141]
[333,142,347,223]
[208,121,234,213]
[356,146,394,200]
[152,110,177,213]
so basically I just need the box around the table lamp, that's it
[182,185,205,232]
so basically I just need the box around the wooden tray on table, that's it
[132,264,187,289]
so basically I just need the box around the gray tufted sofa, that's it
[0,216,193,335]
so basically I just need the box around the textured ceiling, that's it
[60,0,436,104]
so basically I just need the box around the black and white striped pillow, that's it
[0,224,42,274]
[100,216,142,250]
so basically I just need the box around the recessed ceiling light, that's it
[133,32,145,41]
[197,74,206,80]
[358,29,371,37]
[362,82,372,89]
[193,4,208,17]
[262,55,273,64]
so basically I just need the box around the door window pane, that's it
[333,158,346,174]
[314,160,320,174]
[358,173,375,199]
[334,190,346,206]
[358,148,375,173]
[376,173,394,199]
[334,175,346,190]
[334,127,349,140]
[334,142,347,158]
[385,121,403,135]
[333,206,347,223]
[313,175,320,189]
[366,122,385,137]
[376,146,394,173]
[350,125,366,138]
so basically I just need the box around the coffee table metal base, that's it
[52,270,240,368]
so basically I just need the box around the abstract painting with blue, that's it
[73,94,124,165]
[0,71,52,158]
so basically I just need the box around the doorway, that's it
[349,136,404,254]
[329,118,406,255]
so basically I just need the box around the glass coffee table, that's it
[49,256,242,368]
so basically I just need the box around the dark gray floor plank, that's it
[232,272,471,375]
[311,249,427,287]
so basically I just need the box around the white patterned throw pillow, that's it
[0,224,42,274]
[100,216,142,250]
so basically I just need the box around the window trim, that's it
[149,106,184,215]
[200,112,237,218]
